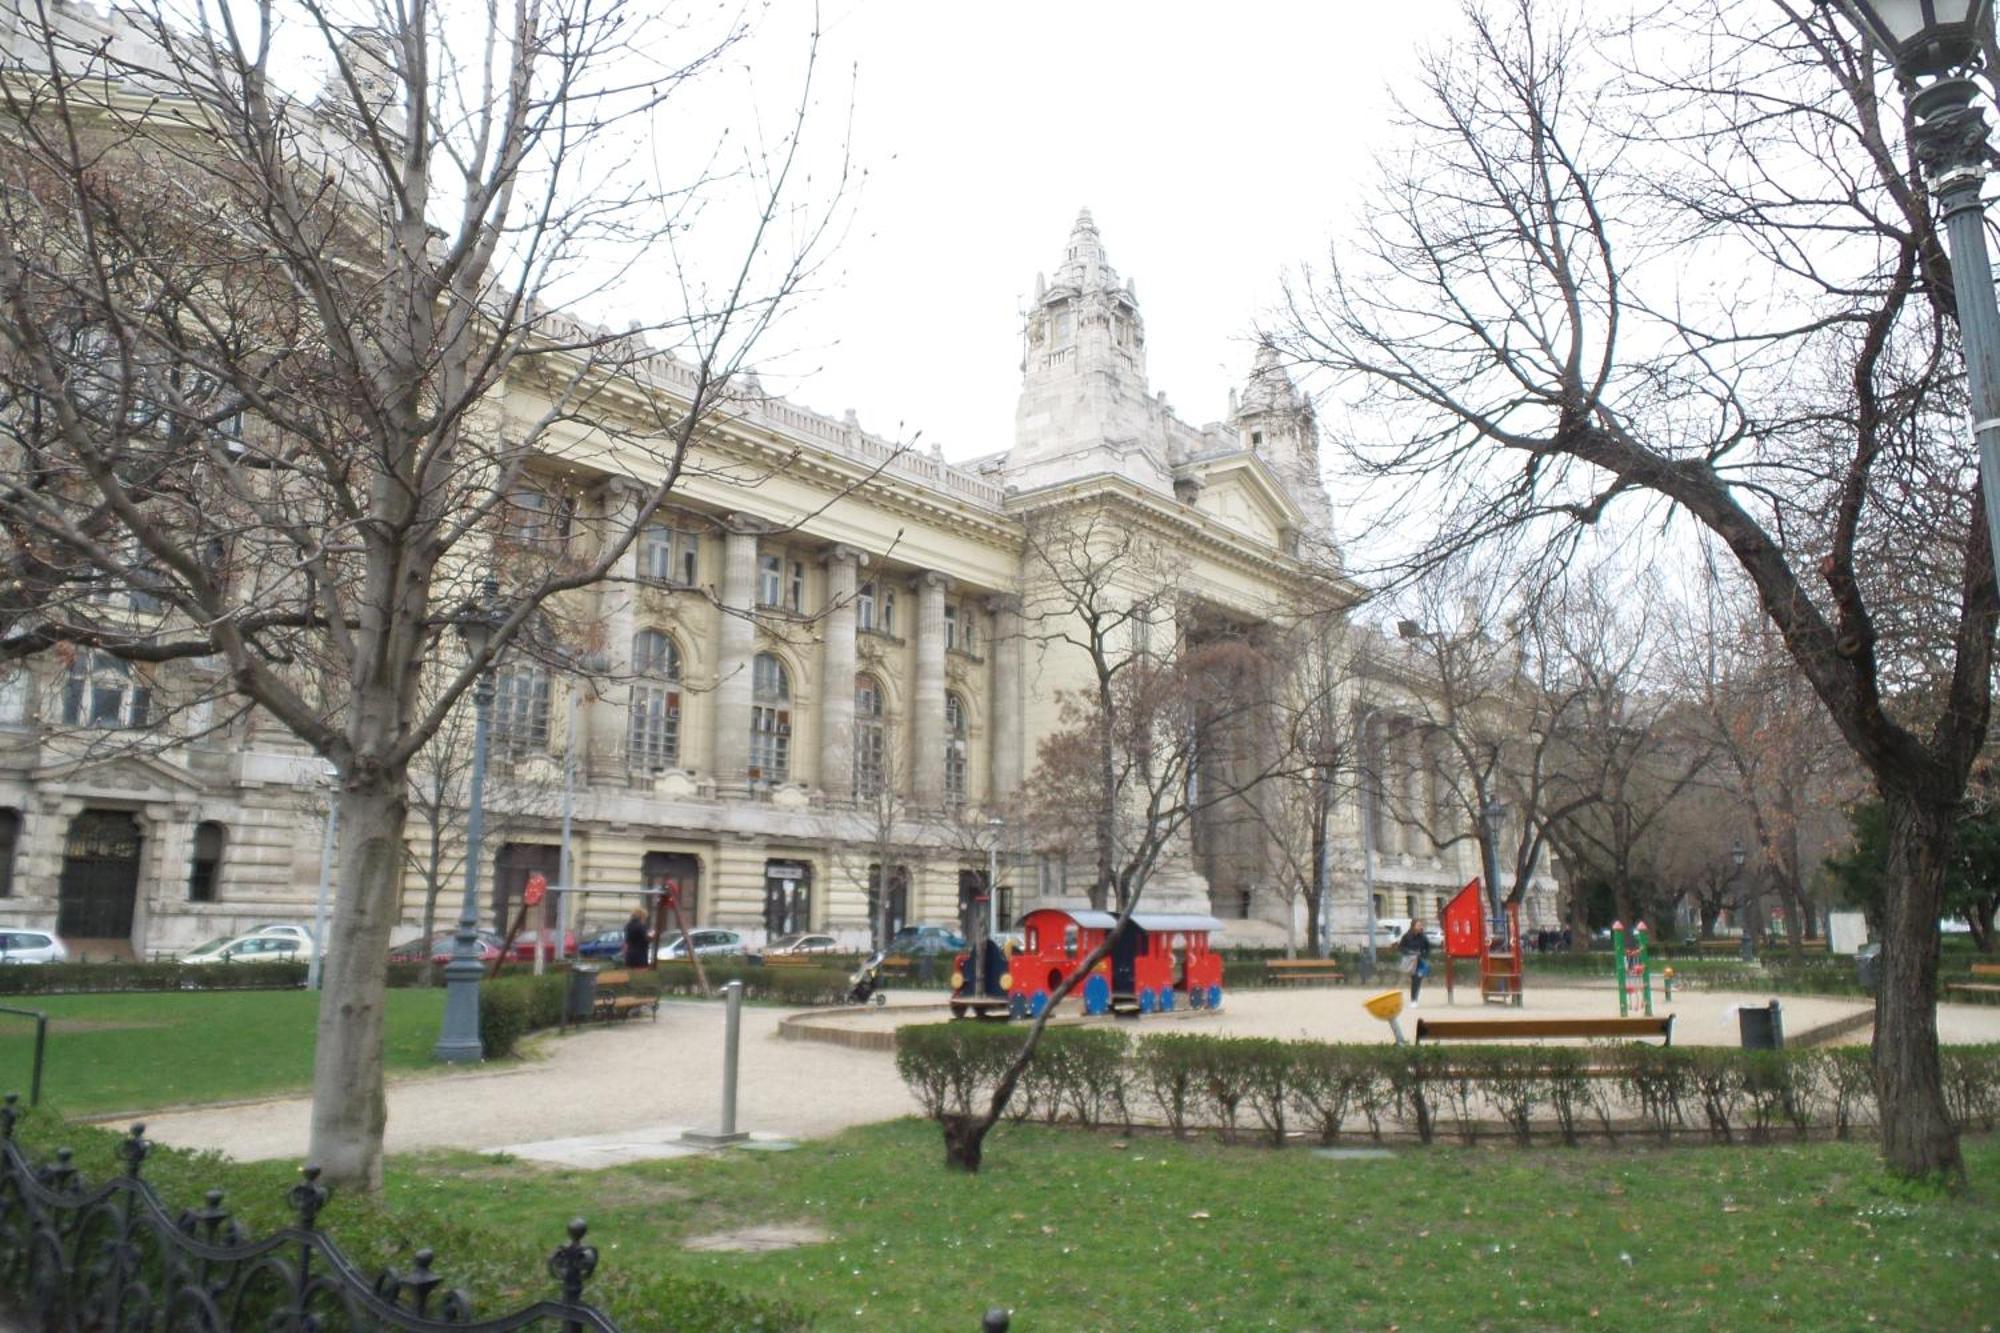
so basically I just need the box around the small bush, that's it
[479,973,567,1059]
[1618,1046,1694,1144]
[1234,1038,1294,1146]
[1823,1047,1877,1139]
[1540,1048,1594,1147]
[1941,1045,2000,1133]
[1135,1035,1204,1138]
[1687,1049,1746,1144]
[893,1023,1018,1121]
[1288,1042,1377,1145]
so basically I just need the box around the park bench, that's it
[759,953,826,968]
[1263,959,1344,986]
[591,969,659,1022]
[1945,961,2000,1003]
[1415,1014,1675,1045]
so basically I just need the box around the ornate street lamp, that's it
[1480,795,1507,945]
[434,578,501,1063]
[1832,2,2000,569]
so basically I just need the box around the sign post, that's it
[525,872,548,976]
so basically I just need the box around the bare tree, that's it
[1274,0,1989,1180]
[936,508,1309,1170]
[0,0,844,1187]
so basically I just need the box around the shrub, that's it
[1288,1042,1377,1146]
[1687,1049,1746,1144]
[1234,1038,1294,1146]
[1823,1047,1877,1139]
[1618,1046,1694,1144]
[1378,1046,1443,1145]
[893,1023,1018,1121]
[1191,1036,1257,1143]
[1134,1035,1205,1138]
[1539,1047,1595,1147]
[0,961,308,994]
[1940,1045,2000,1133]
[1472,1048,1541,1146]
[478,973,567,1059]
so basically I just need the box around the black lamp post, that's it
[434,578,500,1064]
[1480,795,1507,946]
[1833,1,2000,570]
[1732,837,1753,963]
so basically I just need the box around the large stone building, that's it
[0,200,1557,957]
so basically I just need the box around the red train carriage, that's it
[994,909,1225,1018]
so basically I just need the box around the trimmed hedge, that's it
[0,961,311,993]
[478,973,568,1059]
[892,1023,2000,1147]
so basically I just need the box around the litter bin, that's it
[565,964,601,1024]
[1856,943,1883,993]
[1738,999,1784,1050]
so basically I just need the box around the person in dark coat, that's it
[1397,920,1433,1005]
[623,908,651,968]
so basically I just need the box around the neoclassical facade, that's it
[0,209,1557,955]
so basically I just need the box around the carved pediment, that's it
[34,752,204,798]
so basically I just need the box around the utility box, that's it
[1829,912,1869,955]
[1856,943,1883,993]
[1738,999,1784,1050]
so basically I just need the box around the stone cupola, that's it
[1233,342,1331,534]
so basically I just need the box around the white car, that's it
[245,923,318,951]
[180,933,308,965]
[0,931,67,964]
[659,929,745,960]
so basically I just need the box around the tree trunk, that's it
[941,1113,985,1171]
[1874,793,1963,1183]
[1699,903,1721,939]
[308,777,412,1191]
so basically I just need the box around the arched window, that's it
[187,821,225,902]
[61,652,149,729]
[749,653,791,783]
[629,630,683,770]
[854,674,885,796]
[944,691,967,805]
[0,808,18,897]
[493,664,551,755]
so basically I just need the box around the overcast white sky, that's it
[742,0,1461,463]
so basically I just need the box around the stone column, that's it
[911,571,950,801]
[1403,731,1427,858]
[589,483,640,780]
[985,595,1023,805]
[711,518,760,790]
[819,546,864,801]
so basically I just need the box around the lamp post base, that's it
[681,1129,751,1148]
[432,956,485,1063]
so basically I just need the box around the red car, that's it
[504,929,578,961]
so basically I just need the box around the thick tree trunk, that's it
[308,777,412,1191]
[1875,793,1963,1183]
[941,1113,985,1171]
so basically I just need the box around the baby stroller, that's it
[848,952,889,1006]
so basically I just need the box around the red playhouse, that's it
[986,909,1225,1019]
[1440,880,1523,1005]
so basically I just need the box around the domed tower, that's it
[1007,210,1174,494]
[1233,342,1332,535]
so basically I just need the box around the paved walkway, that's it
[133,985,2000,1168]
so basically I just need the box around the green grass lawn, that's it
[0,988,447,1116]
[11,1110,1998,1329]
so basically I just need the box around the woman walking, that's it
[1397,920,1432,1006]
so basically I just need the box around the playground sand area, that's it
[785,981,2000,1048]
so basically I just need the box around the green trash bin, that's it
[565,965,601,1024]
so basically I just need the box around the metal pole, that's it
[1481,797,1506,946]
[987,829,1000,942]
[307,766,338,992]
[434,668,494,1063]
[1359,715,1379,983]
[721,978,742,1136]
[548,685,582,976]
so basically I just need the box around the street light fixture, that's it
[434,577,500,1064]
[1832,1,2000,571]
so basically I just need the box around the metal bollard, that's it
[683,979,749,1146]
[982,1308,1010,1332]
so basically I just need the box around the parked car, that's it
[504,930,577,961]
[386,931,504,965]
[887,924,966,956]
[0,931,67,964]
[659,929,744,960]
[577,928,630,960]
[180,933,308,965]
[763,933,839,956]
[1377,919,1444,948]
[244,923,318,951]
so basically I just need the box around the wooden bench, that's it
[759,953,826,968]
[1415,1014,1675,1045]
[591,969,659,1022]
[1263,959,1345,986]
[1946,961,2000,1002]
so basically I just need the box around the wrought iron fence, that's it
[0,1097,619,1331]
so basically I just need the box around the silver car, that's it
[0,931,67,964]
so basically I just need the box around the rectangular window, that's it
[494,666,552,754]
[882,589,897,635]
[639,524,699,585]
[944,604,959,652]
[749,705,791,782]
[945,741,967,805]
[855,724,884,797]
[629,684,681,769]
[503,487,573,550]
[758,553,783,607]
[857,582,877,631]
[0,672,25,725]
[789,560,806,613]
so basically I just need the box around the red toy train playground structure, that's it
[952,909,1225,1019]
[1439,879,1523,1005]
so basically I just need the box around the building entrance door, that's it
[57,810,143,942]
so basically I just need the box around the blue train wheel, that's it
[1139,988,1155,1014]
[1084,974,1110,1016]
[1160,988,1174,1012]
[1029,992,1047,1018]
[1189,987,1204,1010]
[1009,993,1027,1020]
[1207,984,1223,1010]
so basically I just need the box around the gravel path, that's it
[131,983,2000,1167]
